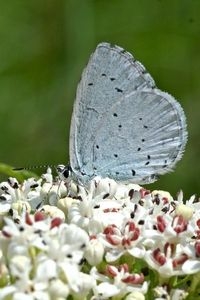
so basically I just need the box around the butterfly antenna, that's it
[13,165,55,171]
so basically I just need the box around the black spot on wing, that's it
[132,169,136,176]
[163,160,167,168]
[115,87,123,93]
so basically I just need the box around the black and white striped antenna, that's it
[13,165,55,171]
[13,164,72,180]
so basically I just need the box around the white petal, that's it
[94,282,119,297]
[182,259,200,274]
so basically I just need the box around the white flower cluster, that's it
[0,168,199,299]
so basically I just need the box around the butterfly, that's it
[58,42,187,185]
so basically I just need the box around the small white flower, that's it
[57,196,77,217]
[91,176,118,199]
[100,221,145,262]
[175,203,194,220]
[93,281,120,298]
[0,168,199,298]
[38,205,65,220]
[0,286,17,299]
[144,243,189,278]
[154,285,169,299]
[35,258,57,281]
[41,167,54,183]
[11,200,31,214]
[10,255,32,279]
[84,237,104,266]
[125,291,145,300]
[48,278,70,298]
[71,272,96,299]
[170,288,188,300]
[91,264,148,298]
[152,190,173,203]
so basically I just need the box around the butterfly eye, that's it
[56,165,72,180]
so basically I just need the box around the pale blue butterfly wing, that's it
[69,42,187,184]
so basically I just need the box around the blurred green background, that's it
[0,0,199,198]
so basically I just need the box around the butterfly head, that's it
[56,164,72,181]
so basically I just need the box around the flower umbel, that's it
[0,168,199,299]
